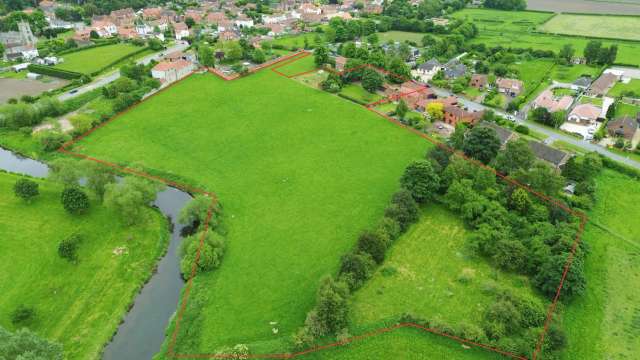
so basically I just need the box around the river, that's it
[0,147,188,360]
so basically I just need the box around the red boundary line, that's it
[56,51,587,360]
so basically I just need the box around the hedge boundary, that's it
[89,46,152,76]
[57,38,120,56]
[27,64,83,80]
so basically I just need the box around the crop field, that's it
[561,169,640,359]
[452,9,640,66]
[527,0,640,15]
[70,65,430,354]
[55,43,145,75]
[540,14,640,41]
[0,172,168,360]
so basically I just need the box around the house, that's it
[443,105,483,126]
[478,121,517,148]
[469,74,488,90]
[572,77,592,91]
[206,12,226,25]
[266,24,285,36]
[443,59,466,79]
[568,103,601,124]
[262,13,287,24]
[411,58,441,82]
[110,8,136,27]
[528,141,571,169]
[117,27,139,39]
[533,90,573,113]
[143,7,163,20]
[234,15,254,28]
[174,22,190,40]
[300,3,321,14]
[91,20,118,37]
[219,30,239,41]
[335,56,347,72]
[184,9,204,23]
[0,22,38,61]
[607,115,639,141]
[399,82,435,109]
[151,60,194,83]
[587,73,618,96]
[496,78,523,97]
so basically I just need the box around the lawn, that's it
[551,64,601,83]
[608,79,640,98]
[340,83,384,104]
[511,59,554,95]
[561,169,640,359]
[349,204,545,342]
[274,53,318,77]
[377,31,425,43]
[0,172,168,360]
[615,101,640,118]
[269,33,322,50]
[55,43,145,75]
[540,14,640,41]
[374,102,397,114]
[72,69,430,354]
[452,9,640,67]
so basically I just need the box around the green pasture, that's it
[55,43,146,75]
[540,14,640,41]
[0,172,167,360]
[72,68,430,354]
[340,83,384,104]
[608,79,640,97]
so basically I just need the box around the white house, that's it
[136,23,152,36]
[151,59,194,83]
[174,22,190,40]
[411,58,441,82]
[234,15,254,28]
[262,14,287,24]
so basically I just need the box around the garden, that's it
[54,43,150,75]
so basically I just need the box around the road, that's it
[431,87,640,170]
[58,41,189,101]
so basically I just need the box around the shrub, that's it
[356,230,387,264]
[179,231,226,278]
[61,187,90,214]
[514,124,529,135]
[37,130,68,152]
[313,277,349,335]
[376,217,401,242]
[338,252,374,290]
[11,305,35,326]
[58,233,82,262]
[384,189,419,231]
[14,178,39,202]
[400,160,440,203]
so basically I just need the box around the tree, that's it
[179,230,225,278]
[534,253,586,300]
[252,48,265,64]
[179,195,221,231]
[558,44,574,63]
[400,160,440,203]
[463,126,501,164]
[361,67,383,93]
[13,178,39,202]
[83,160,115,202]
[321,72,343,93]
[449,124,466,150]
[509,187,531,214]
[148,38,163,51]
[483,0,527,10]
[314,45,329,66]
[494,138,535,174]
[387,57,411,83]
[516,162,564,196]
[58,233,81,262]
[339,252,374,290]
[61,187,89,214]
[396,99,409,120]
[185,17,195,28]
[583,40,602,65]
[426,102,444,121]
[384,189,419,231]
[198,44,215,67]
[356,230,387,264]
[0,326,63,360]
[104,177,162,225]
[313,277,349,335]
[49,158,82,187]
[89,30,99,39]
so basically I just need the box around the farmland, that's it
[0,172,168,360]
[70,65,430,354]
[55,43,147,75]
[527,0,640,15]
[540,14,640,41]
[452,9,640,67]
[561,169,640,359]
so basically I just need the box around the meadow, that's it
[377,31,425,43]
[0,172,168,359]
[561,169,640,359]
[608,79,640,97]
[540,14,640,41]
[339,83,384,104]
[452,9,640,67]
[72,64,430,354]
[55,43,146,75]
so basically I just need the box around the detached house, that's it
[174,22,190,40]
[607,115,639,141]
[443,105,483,126]
[496,78,523,97]
[411,58,441,82]
[234,15,254,28]
[469,74,488,90]
[568,103,601,125]
[443,59,466,79]
[587,73,618,96]
[529,141,571,169]
[478,121,517,148]
[152,60,194,83]
[533,90,573,113]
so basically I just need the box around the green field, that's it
[608,79,640,97]
[562,169,640,359]
[551,64,601,83]
[512,59,554,94]
[0,172,168,359]
[378,31,426,43]
[269,33,321,49]
[540,14,640,41]
[340,83,384,104]
[615,101,640,118]
[452,9,640,66]
[275,53,318,76]
[55,43,145,75]
[71,65,430,353]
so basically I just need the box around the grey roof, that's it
[419,58,440,71]
[478,121,514,146]
[573,77,592,87]
[444,63,466,79]
[528,141,569,167]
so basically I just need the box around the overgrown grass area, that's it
[608,79,640,97]
[377,31,425,43]
[275,53,318,77]
[562,169,640,359]
[340,83,384,104]
[55,43,145,75]
[511,59,554,95]
[540,14,640,41]
[452,9,640,66]
[0,171,168,360]
[551,64,601,83]
[72,69,430,354]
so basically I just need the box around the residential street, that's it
[431,86,640,170]
[57,41,189,101]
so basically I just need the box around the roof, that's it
[470,74,488,84]
[589,73,617,95]
[174,22,188,31]
[570,103,601,120]
[418,58,440,71]
[478,121,515,146]
[496,78,523,92]
[573,77,592,87]
[152,59,192,72]
[528,141,569,167]
[533,89,573,112]
[607,115,639,140]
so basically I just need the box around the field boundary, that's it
[57,51,588,360]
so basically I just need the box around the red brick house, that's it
[443,105,484,126]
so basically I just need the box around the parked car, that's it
[69,89,78,94]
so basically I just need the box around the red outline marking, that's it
[57,52,587,360]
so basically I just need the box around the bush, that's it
[11,305,35,326]
[14,178,39,202]
[514,124,529,135]
[27,64,83,79]
[61,187,90,214]
[338,252,374,290]
[58,233,82,262]
[384,189,419,231]
[179,231,226,278]
[37,130,68,152]
[400,160,440,203]
[356,230,387,264]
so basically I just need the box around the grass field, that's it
[340,83,384,104]
[378,31,425,43]
[452,9,640,67]
[0,172,168,359]
[608,79,640,97]
[269,33,321,49]
[349,205,545,346]
[72,65,430,354]
[551,64,601,83]
[561,169,640,359]
[615,101,640,118]
[540,14,640,41]
[511,59,554,95]
[55,43,145,75]
[275,53,318,76]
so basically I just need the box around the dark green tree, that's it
[400,160,440,203]
[13,178,39,202]
[463,126,501,164]
[314,45,329,66]
[361,67,383,93]
[61,187,90,214]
